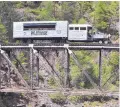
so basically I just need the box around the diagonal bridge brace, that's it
[30,46,64,85]
[28,44,64,87]
[0,49,30,89]
[64,44,100,90]
[11,52,27,74]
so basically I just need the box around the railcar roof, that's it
[69,24,92,27]
[14,21,68,23]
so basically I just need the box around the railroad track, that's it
[0,42,119,46]
[0,43,119,50]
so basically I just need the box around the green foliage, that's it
[55,58,65,82]
[27,1,57,21]
[0,23,6,33]
[0,18,7,42]
[29,9,41,15]
[68,95,82,104]
[72,19,77,24]
[48,77,57,87]
[70,50,100,88]
[78,18,86,24]
[18,52,27,64]
[49,92,66,105]
[0,2,21,42]
[70,65,80,80]
[13,52,27,65]
[15,2,24,8]
[102,51,119,90]
[84,101,102,107]
[109,51,119,66]
[70,50,119,90]
[91,1,119,32]
[23,74,29,81]
[107,84,118,91]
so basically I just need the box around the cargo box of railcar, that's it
[13,21,68,41]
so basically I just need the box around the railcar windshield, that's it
[88,27,92,34]
[24,23,56,30]
[87,26,93,38]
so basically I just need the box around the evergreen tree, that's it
[0,2,21,42]
[90,1,119,33]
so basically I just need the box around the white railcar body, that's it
[13,21,109,43]
[13,21,68,39]
[68,24,92,41]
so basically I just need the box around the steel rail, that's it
[0,45,119,50]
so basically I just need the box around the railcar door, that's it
[87,26,93,40]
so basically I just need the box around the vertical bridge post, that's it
[0,49,1,89]
[36,51,39,87]
[64,44,70,88]
[99,49,102,88]
[29,44,34,89]
[64,49,70,88]
[7,50,11,88]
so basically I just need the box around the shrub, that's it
[49,92,66,105]
[48,77,57,87]
[68,95,82,104]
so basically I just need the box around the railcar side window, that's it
[69,27,73,30]
[80,27,86,30]
[75,27,79,30]
[24,23,56,30]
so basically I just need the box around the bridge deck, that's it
[0,43,119,50]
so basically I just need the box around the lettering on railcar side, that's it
[31,31,47,35]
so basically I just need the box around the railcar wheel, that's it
[104,40,108,44]
[99,40,103,44]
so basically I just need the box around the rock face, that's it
[0,93,29,107]
[0,56,12,88]
[0,52,27,89]
[0,92,119,107]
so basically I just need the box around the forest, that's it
[0,1,119,107]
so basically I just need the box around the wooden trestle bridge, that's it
[0,43,119,97]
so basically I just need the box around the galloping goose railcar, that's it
[13,21,110,43]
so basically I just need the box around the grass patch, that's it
[49,92,66,105]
